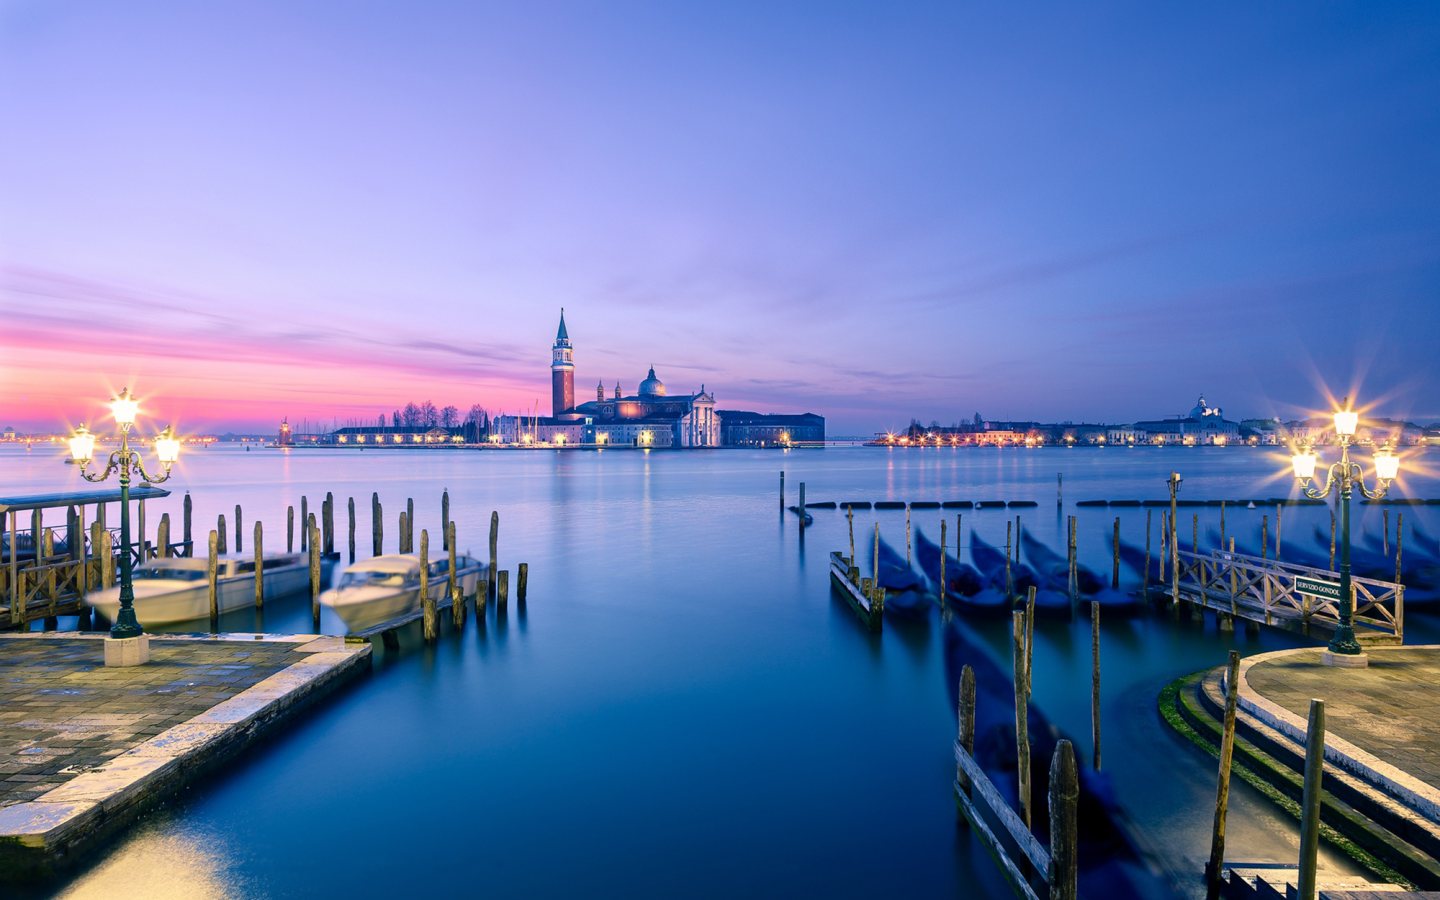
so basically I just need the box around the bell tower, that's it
[551,309,574,416]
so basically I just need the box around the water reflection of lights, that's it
[55,827,239,900]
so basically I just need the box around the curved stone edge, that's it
[0,636,370,880]
[1234,645,1440,826]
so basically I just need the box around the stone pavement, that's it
[0,637,302,808]
[1245,647,1440,793]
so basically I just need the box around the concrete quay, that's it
[0,632,370,880]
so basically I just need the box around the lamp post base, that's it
[104,635,150,667]
[1321,649,1368,669]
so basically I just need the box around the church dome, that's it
[639,366,666,397]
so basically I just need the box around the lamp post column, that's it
[112,435,142,639]
[1330,464,1360,655]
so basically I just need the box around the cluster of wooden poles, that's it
[1204,652,1329,900]
[137,489,524,641]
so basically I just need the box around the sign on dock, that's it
[1295,576,1341,601]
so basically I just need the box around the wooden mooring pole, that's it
[872,524,880,606]
[372,493,382,556]
[1276,504,1283,561]
[1261,514,1268,561]
[348,497,355,564]
[1091,600,1101,771]
[442,489,450,551]
[1013,609,1032,828]
[780,472,784,516]
[906,506,911,565]
[1144,508,1152,595]
[310,520,321,633]
[1112,517,1120,590]
[235,504,243,554]
[254,521,264,610]
[799,482,806,532]
[1397,513,1404,585]
[1005,521,1013,600]
[450,523,463,627]
[956,664,976,801]
[517,562,528,604]
[217,513,227,554]
[300,497,308,551]
[421,529,435,641]
[183,492,192,556]
[1297,699,1326,900]
[489,511,499,592]
[399,511,409,555]
[1206,650,1241,900]
[847,506,854,563]
[940,518,948,614]
[1220,500,1227,553]
[158,513,170,559]
[207,530,219,630]
[1057,472,1062,507]
[497,569,509,613]
[287,505,295,553]
[324,492,334,556]
[406,498,414,552]
[1050,741,1079,900]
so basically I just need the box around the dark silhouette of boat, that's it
[913,529,1008,613]
[1020,529,1141,614]
[865,534,931,618]
[943,615,1178,899]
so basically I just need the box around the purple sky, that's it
[2,2,1438,435]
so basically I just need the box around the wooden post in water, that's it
[489,511,499,591]
[847,506,855,563]
[517,562,528,604]
[399,511,409,555]
[372,493,382,556]
[183,492,192,556]
[1112,518,1120,590]
[940,518,947,613]
[1013,610,1031,828]
[217,513,227,554]
[1220,500,1227,552]
[324,492,334,555]
[1049,741,1079,900]
[254,522,264,610]
[300,497,308,551]
[1144,509,1152,595]
[1068,516,1078,607]
[287,506,294,553]
[1057,472,1062,507]
[1193,514,1199,564]
[1004,520,1013,600]
[207,530,219,630]
[1091,601,1101,771]
[1159,511,1167,585]
[235,504,243,554]
[497,569,509,613]
[442,489,450,551]
[406,498,414,552]
[421,529,435,641]
[799,482,806,532]
[477,574,489,615]
[780,472,784,515]
[310,521,321,633]
[1261,514,1268,561]
[956,665,976,800]
[1276,504,1283,561]
[1397,513,1404,585]
[450,523,464,627]
[1168,472,1181,610]
[1206,651,1241,900]
[872,524,880,606]
[1297,699,1326,900]
[348,497,355,564]
[158,514,170,559]
[905,506,911,565]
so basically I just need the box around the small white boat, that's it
[87,552,325,625]
[320,553,483,632]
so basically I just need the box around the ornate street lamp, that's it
[68,388,180,640]
[1291,397,1397,666]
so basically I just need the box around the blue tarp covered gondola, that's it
[914,529,1008,614]
[866,535,932,618]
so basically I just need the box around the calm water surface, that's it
[5,444,1439,899]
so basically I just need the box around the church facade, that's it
[495,312,720,448]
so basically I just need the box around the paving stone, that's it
[0,637,299,809]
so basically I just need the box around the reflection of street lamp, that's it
[68,389,180,643]
[1291,397,1398,666]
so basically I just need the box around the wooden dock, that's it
[829,552,881,631]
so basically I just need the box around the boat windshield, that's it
[133,567,207,582]
[339,570,407,589]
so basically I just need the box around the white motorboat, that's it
[87,552,328,626]
[320,553,483,632]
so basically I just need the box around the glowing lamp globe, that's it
[1291,448,1317,480]
[1333,409,1359,437]
[1374,445,1400,481]
[69,425,95,463]
[155,427,181,465]
[111,388,139,429]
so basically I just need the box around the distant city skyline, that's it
[3,3,1439,435]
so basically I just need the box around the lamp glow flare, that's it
[68,388,180,640]
[1290,398,1398,661]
